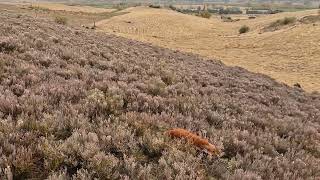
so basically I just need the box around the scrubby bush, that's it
[54,16,68,25]
[263,17,296,32]
[0,12,319,180]
[239,25,250,34]
[0,38,17,53]
[197,11,212,19]
[149,4,161,9]
[146,78,167,96]
[269,17,296,28]
[282,17,296,25]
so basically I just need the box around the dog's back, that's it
[166,128,220,156]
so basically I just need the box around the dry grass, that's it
[97,7,320,92]
[0,2,127,29]
[28,3,116,13]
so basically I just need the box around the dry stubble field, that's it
[96,7,320,92]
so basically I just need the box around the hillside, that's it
[27,3,116,13]
[0,12,320,179]
[0,2,128,29]
[97,7,320,92]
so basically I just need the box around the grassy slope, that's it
[0,3,127,28]
[28,3,116,13]
[96,7,320,92]
[0,11,320,179]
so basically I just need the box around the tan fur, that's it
[166,128,220,156]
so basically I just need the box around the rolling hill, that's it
[96,7,320,92]
[0,10,319,179]
[29,3,116,13]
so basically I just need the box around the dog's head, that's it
[204,143,221,156]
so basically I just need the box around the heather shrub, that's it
[54,16,68,25]
[88,152,120,179]
[85,88,124,118]
[0,59,5,78]
[146,78,167,96]
[0,93,21,118]
[160,70,176,85]
[0,38,17,53]
[0,12,319,179]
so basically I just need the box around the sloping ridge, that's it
[96,7,320,92]
[0,13,319,179]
